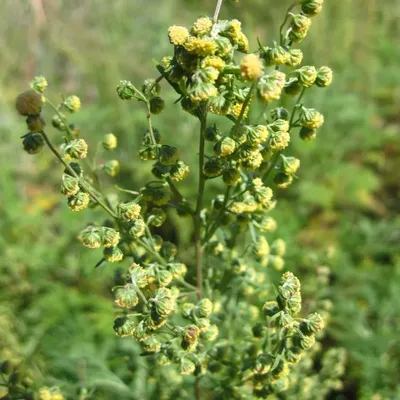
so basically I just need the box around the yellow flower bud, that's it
[103,133,118,150]
[184,37,217,57]
[240,54,263,81]
[64,95,81,113]
[30,76,48,93]
[168,25,189,45]
[192,17,213,36]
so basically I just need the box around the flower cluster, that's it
[14,0,338,396]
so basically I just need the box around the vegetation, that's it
[1,0,399,399]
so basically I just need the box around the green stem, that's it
[213,0,224,22]
[145,101,158,151]
[203,185,231,244]
[279,1,300,45]
[194,106,208,299]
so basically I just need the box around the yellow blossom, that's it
[229,102,249,119]
[202,56,226,71]
[192,17,213,35]
[241,54,263,81]
[168,25,189,45]
[184,36,217,56]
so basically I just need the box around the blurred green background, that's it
[1,0,399,399]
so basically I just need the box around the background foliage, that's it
[1,0,399,398]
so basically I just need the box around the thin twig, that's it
[213,0,224,23]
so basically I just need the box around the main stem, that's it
[213,0,224,22]
[194,108,207,300]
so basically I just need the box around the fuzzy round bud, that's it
[257,70,286,103]
[103,160,120,177]
[203,324,219,342]
[203,157,223,178]
[299,126,317,141]
[316,66,333,87]
[287,49,304,67]
[263,45,290,66]
[116,80,137,100]
[52,114,67,131]
[274,172,293,189]
[157,270,173,287]
[262,301,280,317]
[279,272,301,297]
[63,138,88,160]
[61,174,79,197]
[149,96,165,114]
[160,241,178,260]
[22,133,44,154]
[270,107,289,121]
[184,36,217,57]
[143,335,161,352]
[223,167,241,185]
[300,313,324,335]
[281,156,300,175]
[196,298,213,317]
[215,36,233,58]
[150,288,175,318]
[189,81,218,102]
[113,316,136,337]
[180,358,196,375]
[129,218,146,238]
[269,255,285,270]
[214,137,236,157]
[101,227,120,248]
[148,208,166,227]
[258,216,277,232]
[296,66,317,87]
[159,145,180,166]
[26,115,45,133]
[30,76,48,93]
[204,125,220,141]
[293,333,315,350]
[202,56,225,72]
[170,161,190,181]
[269,130,290,151]
[192,17,213,35]
[102,133,118,150]
[301,0,324,16]
[79,226,102,249]
[271,239,287,256]
[67,191,90,212]
[117,202,141,221]
[104,246,124,262]
[291,14,312,33]
[253,236,270,258]
[128,264,148,288]
[15,90,43,116]
[165,264,186,281]
[64,95,81,113]
[181,303,195,318]
[114,284,139,308]
[168,25,189,45]
[152,162,170,179]
[300,108,324,129]
[240,54,263,81]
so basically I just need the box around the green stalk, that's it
[194,106,208,299]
